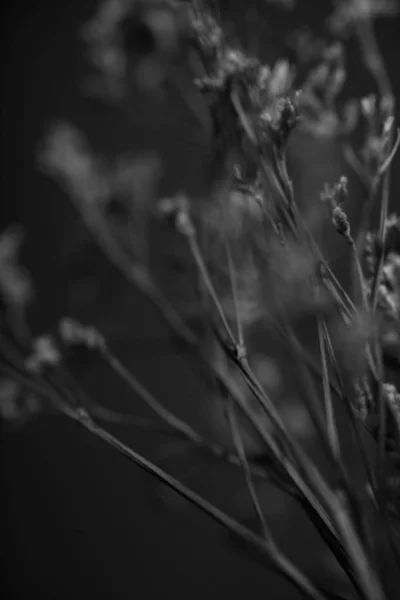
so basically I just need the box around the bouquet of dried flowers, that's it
[2,1,400,598]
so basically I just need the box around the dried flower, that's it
[83,0,187,94]
[39,122,111,208]
[364,214,400,275]
[328,0,399,37]
[380,253,400,319]
[296,42,358,140]
[41,124,160,272]
[353,377,373,421]
[188,3,223,70]
[0,378,41,428]
[158,194,195,237]
[260,95,299,151]
[383,382,400,437]
[0,226,33,310]
[357,94,397,175]
[331,205,351,240]
[25,336,61,374]
[59,317,106,352]
[365,215,400,315]
[320,176,352,241]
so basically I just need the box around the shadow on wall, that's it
[2,2,400,599]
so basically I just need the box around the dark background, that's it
[1,1,400,599]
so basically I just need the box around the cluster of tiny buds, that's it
[353,376,373,422]
[25,336,62,375]
[383,382,400,431]
[157,194,195,237]
[24,319,107,375]
[320,175,352,242]
[270,95,299,151]
[59,317,106,352]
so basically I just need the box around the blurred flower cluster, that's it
[364,215,400,368]
[328,0,399,37]
[83,0,191,94]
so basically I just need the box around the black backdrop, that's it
[2,2,400,599]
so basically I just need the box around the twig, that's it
[223,233,245,349]
[100,347,285,485]
[0,354,333,600]
[317,313,341,462]
[185,226,237,349]
[226,399,269,538]
[65,406,330,600]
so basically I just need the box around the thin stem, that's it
[322,323,377,500]
[354,5,394,115]
[377,128,400,178]
[58,140,365,589]
[317,314,341,462]
[320,323,376,558]
[343,143,371,190]
[104,349,208,444]
[183,221,315,476]
[209,83,385,594]
[370,171,390,313]
[181,219,358,551]
[4,340,327,600]
[226,399,269,538]
[375,346,387,488]
[297,210,358,319]
[223,234,245,349]
[65,407,330,600]
[0,356,360,593]
[185,227,237,349]
[352,0,395,319]
[350,239,370,316]
[100,347,282,484]
[282,318,346,476]
[4,351,327,600]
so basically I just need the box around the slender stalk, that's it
[0,353,334,600]
[65,407,330,600]
[1,348,331,600]
[321,323,377,500]
[317,314,341,462]
[100,347,282,484]
[370,171,390,313]
[226,399,269,538]
[186,227,237,349]
[0,291,362,594]
[177,134,384,598]
[377,128,400,178]
[223,233,245,349]
[350,239,370,316]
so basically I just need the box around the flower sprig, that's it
[321,176,352,243]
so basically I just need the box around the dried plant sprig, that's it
[317,311,341,463]
[41,125,353,575]
[160,191,386,600]
[297,41,359,140]
[60,400,332,600]
[25,336,62,375]
[49,163,364,590]
[20,0,400,596]
[225,398,269,538]
[321,176,352,243]
[0,357,332,600]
